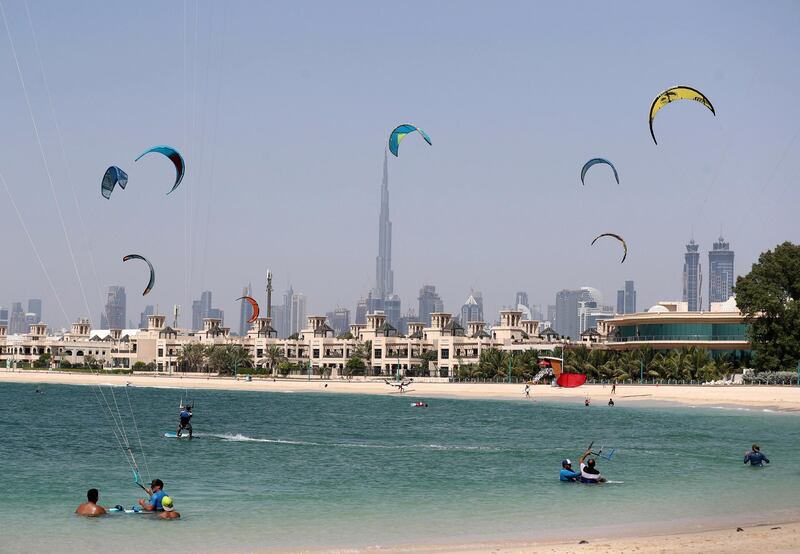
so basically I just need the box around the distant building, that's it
[101,286,126,329]
[515,291,529,310]
[27,299,42,323]
[708,236,734,306]
[460,292,484,326]
[139,305,154,329]
[556,287,603,340]
[529,304,543,321]
[683,239,702,312]
[355,298,367,325]
[546,304,556,326]
[9,302,25,334]
[616,280,636,314]
[238,284,253,336]
[0,306,8,328]
[326,308,351,336]
[418,285,444,327]
[192,290,213,330]
[384,294,401,330]
[579,300,615,334]
[289,292,306,336]
[207,308,224,324]
[272,304,287,338]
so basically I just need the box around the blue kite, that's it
[135,145,185,194]
[388,124,432,157]
[101,166,128,199]
[580,158,619,186]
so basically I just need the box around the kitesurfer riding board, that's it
[176,404,193,439]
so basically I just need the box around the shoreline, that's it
[3,370,800,412]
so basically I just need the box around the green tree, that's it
[178,343,207,372]
[344,356,366,376]
[337,332,354,339]
[477,348,509,379]
[265,345,284,376]
[735,241,800,371]
[33,352,52,369]
[419,349,437,374]
[83,355,102,370]
[132,361,147,371]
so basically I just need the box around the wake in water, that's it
[195,432,505,452]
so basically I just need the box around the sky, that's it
[0,0,798,330]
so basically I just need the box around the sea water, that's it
[1,382,798,552]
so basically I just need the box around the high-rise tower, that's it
[375,150,393,300]
[683,239,702,312]
[708,236,734,305]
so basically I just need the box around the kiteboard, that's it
[164,432,192,439]
[108,505,151,514]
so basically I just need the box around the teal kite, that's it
[101,166,128,199]
[388,124,432,157]
[580,158,619,186]
[135,146,185,194]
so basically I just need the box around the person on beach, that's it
[524,384,530,398]
[158,496,180,519]
[559,459,581,482]
[744,444,770,466]
[75,488,107,517]
[177,404,193,439]
[608,398,615,406]
[579,450,606,484]
[138,479,168,511]
[611,382,616,395]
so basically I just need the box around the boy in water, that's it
[158,496,181,519]
[75,488,107,517]
[744,444,770,466]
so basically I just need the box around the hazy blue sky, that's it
[1,0,798,329]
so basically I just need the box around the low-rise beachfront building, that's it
[0,308,568,378]
[596,297,752,358]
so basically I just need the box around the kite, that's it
[581,158,619,186]
[388,124,432,157]
[557,373,587,388]
[236,295,260,323]
[591,233,628,263]
[649,86,715,144]
[122,254,155,296]
[101,166,128,199]
[135,145,185,193]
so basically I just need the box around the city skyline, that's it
[1,2,798,329]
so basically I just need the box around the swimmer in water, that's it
[744,444,770,467]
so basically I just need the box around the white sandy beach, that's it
[3,369,800,411]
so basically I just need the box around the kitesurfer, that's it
[559,459,581,482]
[158,496,181,519]
[177,404,193,439]
[744,444,770,466]
[584,398,591,407]
[137,479,168,511]
[75,488,107,517]
[579,450,606,484]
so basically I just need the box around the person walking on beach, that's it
[559,459,581,482]
[744,444,770,466]
[138,479,168,511]
[75,488,107,517]
[579,450,606,484]
[524,384,530,398]
[611,382,616,395]
[158,496,180,519]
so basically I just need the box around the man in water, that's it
[584,398,591,407]
[579,449,606,484]
[158,496,181,519]
[608,398,615,406]
[75,488,107,517]
[177,404,193,439]
[559,459,581,482]
[137,479,168,511]
[744,444,770,466]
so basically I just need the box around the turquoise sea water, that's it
[1,382,799,553]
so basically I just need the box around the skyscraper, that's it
[515,291,529,310]
[384,294,402,329]
[272,304,287,337]
[375,150,394,300]
[101,286,126,329]
[238,283,253,336]
[555,288,600,340]
[616,280,636,314]
[9,302,25,334]
[27,299,42,323]
[418,285,444,326]
[0,306,8,328]
[682,239,702,312]
[192,290,213,330]
[355,298,367,325]
[139,305,154,329]
[709,236,734,305]
[289,292,307,336]
[326,307,351,336]
[460,292,484,325]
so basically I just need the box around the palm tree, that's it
[226,344,252,374]
[178,343,207,373]
[478,348,509,380]
[265,345,284,376]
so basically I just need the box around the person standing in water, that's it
[158,496,181,519]
[75,488,107,517]
[579,449,606,484]
[559,459,581,482]
[744,444,770,466]
[138,479,168,511]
